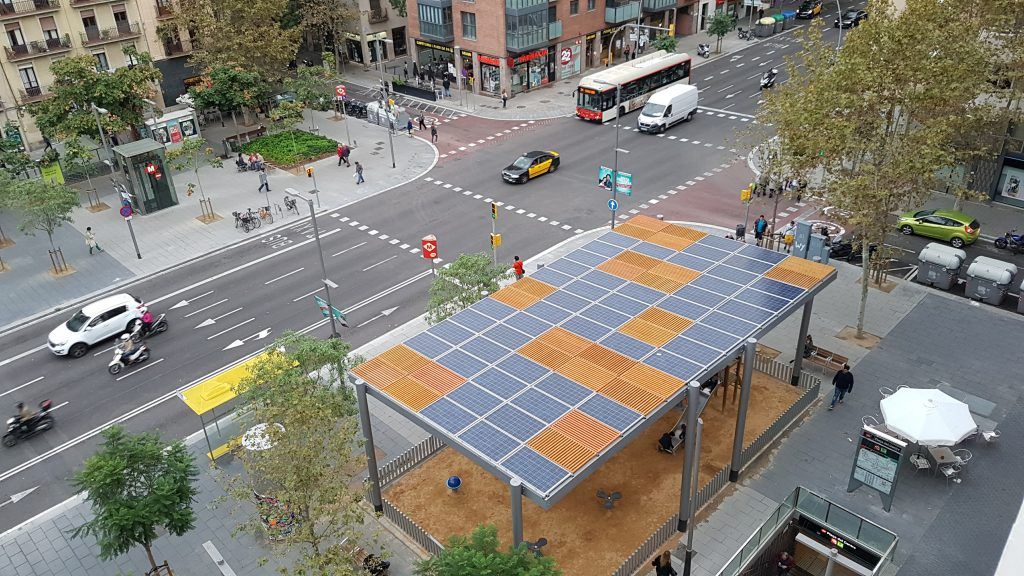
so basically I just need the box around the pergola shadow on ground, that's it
[386,370,803,575]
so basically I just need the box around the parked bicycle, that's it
[283,196,300,216]
[259,205,274,225]
[234,209,261,233]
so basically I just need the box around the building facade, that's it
[341,0,409,69]
[407,0,715,98]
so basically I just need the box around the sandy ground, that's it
[385,372,804,575]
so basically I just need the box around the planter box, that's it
[392,82,437,102]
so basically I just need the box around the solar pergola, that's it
[350,215,835,543]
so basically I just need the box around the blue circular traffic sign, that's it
[608,198,618,211]
[119,205,133,218]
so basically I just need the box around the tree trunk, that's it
[143,542,159,571]
[856,237,870,337]
[952,194,963,211]
[195,167,206,201]
[231,110,241,151]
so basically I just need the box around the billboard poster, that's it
[598,166,633,197]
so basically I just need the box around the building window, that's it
[417,3,453,39]
[123,44,139,66]
[18,66,38,90]
[570,0,578,15]
[461,12,476,40]
[587,0,595,10]
[93,51,109,71]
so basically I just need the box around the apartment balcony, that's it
[506,27,547,53]
[4,34,71,62]
[71,0,123,6]
[368,7,388,23]
[605,0,640,23]
[156,0,173,18]
[419,21,454,42]
[505,0,546,12]
[642,0,674,11]
[0,0,60,20]
[80,22,141,46]
[548,20,562,39]
[18,85,48,103]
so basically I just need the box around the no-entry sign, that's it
[335,84,347,98]
[421,235,438,260]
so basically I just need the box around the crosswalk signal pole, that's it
[491,202,498,265]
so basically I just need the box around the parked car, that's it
[47,293,147,358]
[835,9,868,28]
[796,0,822,19]
[501,151,560,184]
[896,209,980,248]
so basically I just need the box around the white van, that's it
[637,84,699,133]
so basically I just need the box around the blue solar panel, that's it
[531,266,574,287]
[707,264,759,286]
[486,404,546,442]
[723,254,775,275]
[459,421,520,461]
[565,248,607,267]
[449,308,497,333]
[562,315,612,341]
[437,349,488,378]
[427,320,474,345]
[739,243,788,264]
[404,332,451,359]
[698,235,742,252]
[511,388,571,424]
[632,242,674,260]
[535,372,593,405]
[448,382,503,416]
[564,280,608,301]
[601,331,654,360]
[752,277,805,301]
[704,311,758,338]
[581,269,627,290]
[598,292,649,316]
[579,304,631,328]
[734,288,790,312]
[663,336,723,365]
[461,336,511,364]
[503,312,551,338]
[667,252,716,272]
[544,290,590,312]
[674,285,724,308]
[582,240,626,258]
[471,298,516,320]
[496,354,549,384]
[680,324,737,351]
[617,282,663,304]
[473,367,527,399]
[683,243,733,262]
[579,395,640,432]
[421,397,477,434]
[690,275,743,297]
[547,258,589,278]
[502,447,570,492]
[645,350,703,382]
[524,300,573,324]
[598,231,639,248]
[658,296,710,321]
[718,299,775,326]
[483,323,533,349]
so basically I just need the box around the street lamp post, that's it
[287,187,342,339]
[91,104,114,174]
[376,37,396,168]
[834,1,843,54]
[593,79,628,229]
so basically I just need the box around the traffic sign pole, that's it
[422,235,438,276]
[490,202,498,266]
[120,204,142,260]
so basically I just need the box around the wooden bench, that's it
[805,346,849,372]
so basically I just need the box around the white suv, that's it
[47,293,147,358]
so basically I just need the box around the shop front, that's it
[509,48,552,95]
[479,54,502,94]
[459,49,475,92]
[995,153,1024,208]
[585,32,599,68]
[558,38,583,82]
[366,31,389,63]
[415,39,454,77]
[345,32,365,64]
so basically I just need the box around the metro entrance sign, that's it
[421,235,438,259]
[335,84,347,98]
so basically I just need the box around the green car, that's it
[896,209,980,248]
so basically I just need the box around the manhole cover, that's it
[539,99,551,103]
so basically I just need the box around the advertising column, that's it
[558,38,582,81]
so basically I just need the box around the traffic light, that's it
[490,233,502,248]
[491,202,498,220]
[741,188,752,203]
[306,167,314,178]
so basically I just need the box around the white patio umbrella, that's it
[880,388,977,446]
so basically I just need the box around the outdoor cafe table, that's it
[926,445,956,475]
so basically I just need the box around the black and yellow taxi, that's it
[501,151,560,184]
[796,0,822,18]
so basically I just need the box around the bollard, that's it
[657,214,664,220]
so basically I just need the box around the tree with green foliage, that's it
[14,179,80,250]
[386,0,406,17]
[63,137,99,200]
[189,66,269,149]
[300,0,357,73]
[0,135,33,177]
[228,332,367,576]
[27,48,162,142]
[269,101,306,161]
[71,426,199,573]
[427,253,510,324]
[165,138,224,201]
[706,11,735,53]
[651,34,677,54]
[0,170,17,245]
[285,62,334,131]
[759,0,993,337]
[172,0,301,81]
[415,524,560,576]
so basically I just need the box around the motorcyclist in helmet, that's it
[117,333,137,357]
[16,401,36,433]
[140,309,153,335]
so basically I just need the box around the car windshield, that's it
[800,1,814,9]
[912,209,936,218]
[65,311,89,332]
[512,156,533,169]
[642,102,666,116]
[842,10,859,18]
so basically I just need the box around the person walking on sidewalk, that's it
[776,551,795,576]
[418,114,427,131]
[754,215,768,246]
[403,61,409,80]
[512,256,525,280]
[829,364,854,410]
[430,124,438,143]
[442,75,451,98]
[407,118,415,136]
[501,89,508,108]
[337,143,345,167]
[354,161,365,185]
[257,168,270,193]
[652,550,678,576]
[85,227,102,255]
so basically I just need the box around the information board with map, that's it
[847,426,906,512]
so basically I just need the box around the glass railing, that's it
[548,20,562,38]
[605,1,640,23]
[506,0,546,10]
[420,21,454,41]
[641,0,674,11]
[506,27,547,52]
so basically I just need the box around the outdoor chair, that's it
[526,538,548,558]
[982,430,1001,443]
[879,386,895,398]
[862,415,881,428]
[940,463,962,486]
[953,449,973,467]
[909,453,931,474]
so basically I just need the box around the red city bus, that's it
[576,50,692,123]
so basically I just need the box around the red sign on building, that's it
[421,235,438,260]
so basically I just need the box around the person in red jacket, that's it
[512,255,525,280]
[776,551,795,575]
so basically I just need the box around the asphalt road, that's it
[0,9,859,527]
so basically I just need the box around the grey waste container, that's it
[756,17,775,37]
[1018,279,1024,314]
[916,243,966,290]
[965,256,1017,305]
[772,14,785,33]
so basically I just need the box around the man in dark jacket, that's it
[829,364,854,410]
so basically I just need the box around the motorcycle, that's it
[697,43,711,58]
[129,314,168,343]
[760,69,778,90]
[828,235,878,263]
[994,229,1024,254]
[737,27,752,40]
[3,400,54,447]
[109,343,151,376]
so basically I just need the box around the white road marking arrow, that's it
[195,307,243,329]
[356,306,399,328]
[725,91,744,99]
[0,486,38,508]
[224,328,272,350]
[169,290,214,310]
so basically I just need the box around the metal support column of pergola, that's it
[356,381,384,513]
[729,338,757,482]
[792,299,814,386]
